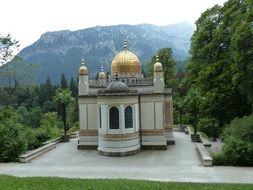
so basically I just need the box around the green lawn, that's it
[0,175,252,190]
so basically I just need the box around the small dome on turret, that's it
[98,65,106,80]
[79,66,88,75]
[79,58,88,75]
[98,72,106,79]
[154,55,163,72]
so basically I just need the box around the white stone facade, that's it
[77,86,174,155]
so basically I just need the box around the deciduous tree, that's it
[147,48,176,88]
[185,0,252,130]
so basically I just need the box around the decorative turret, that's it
[79,59,88,76]
[153,55,164,93]
[98,65,106,82]
[78,58,89,95]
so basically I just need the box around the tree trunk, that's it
[193,109,197,134]
[179,107,182,127]
[62,103,67,136]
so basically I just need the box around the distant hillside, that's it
[18,22,194,83]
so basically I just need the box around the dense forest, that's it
[0,72,78,161]
[0,0,252,165]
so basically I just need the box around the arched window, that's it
[109,106,119,129]
[125,106,133,129]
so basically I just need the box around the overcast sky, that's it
[1,0,227,50]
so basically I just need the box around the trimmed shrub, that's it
[213,114,253,166]
[0,120,27,162]
[222,137,253,166]
[212,152,227,165]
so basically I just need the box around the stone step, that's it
[20,138,61,163]
[196,143,213,166]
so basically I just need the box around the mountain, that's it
[18,22,195,83]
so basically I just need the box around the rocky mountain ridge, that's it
[18,22,195,83]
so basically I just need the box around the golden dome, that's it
[79,58,88,75]
[99,71,106,79]
[111,41,141,77]
[154,56,163,72]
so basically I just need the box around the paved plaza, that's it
[0,132,252,183]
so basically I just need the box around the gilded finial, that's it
[115,72,118,81]
[79,57,88,75]
[124,39,127,49]
[156,55,159,62]
[101,65,104,72]
[81,57,85,65]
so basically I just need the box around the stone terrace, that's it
[0,132,252,184]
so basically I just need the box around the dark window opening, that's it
[109,106,119,129]
[99,107,102,128]
[125,106,133,129]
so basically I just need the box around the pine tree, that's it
[60,73,68,89]
[69,77,77,97]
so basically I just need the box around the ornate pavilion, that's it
[77,41,174,156]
